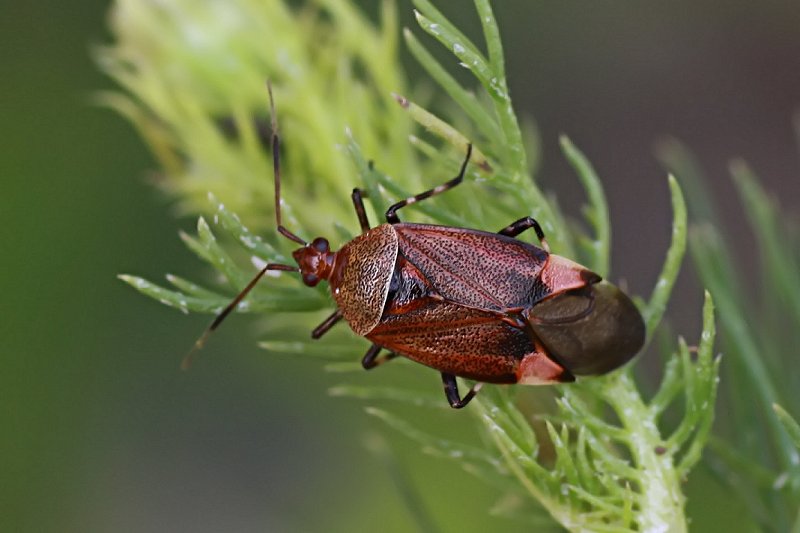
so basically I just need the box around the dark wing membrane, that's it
[393,223,549,311]
[366,299,535,383]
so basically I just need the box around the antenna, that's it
[268,81,306,246]
[182,81,303,369]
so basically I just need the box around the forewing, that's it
[393,224,550,311]
[367,299,534,383]
[332,224,398,335]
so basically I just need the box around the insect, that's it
[187,84,645,408]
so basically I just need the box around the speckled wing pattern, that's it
[364,223,555,383]
[392,223,550,310]
[331,224,398,336]
[367,300,539,383]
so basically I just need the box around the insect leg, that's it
[361,344,398,369]
[498,216,549,252]
[441,373,483,409]
[311,310,343,339]
[385,144,473,224]
[351,189,371,233]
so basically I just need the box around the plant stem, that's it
[601,371,687,533]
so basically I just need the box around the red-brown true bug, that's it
[186,84,645,408]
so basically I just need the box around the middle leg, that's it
[498,216,549,252]
[351,188,371,233]
[385,144,473,224]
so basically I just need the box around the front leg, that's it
[361,344,398,369]
[311,310,343,339]
[498,216,549,252]
[351,188,372,233]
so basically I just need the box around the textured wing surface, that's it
[332,224,398,335]
[366,299,536,383]
[393,223,549,311]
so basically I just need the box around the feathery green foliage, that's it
[658,139,800,531]
[104,1,719,530]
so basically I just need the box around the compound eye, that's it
[311,237,329,253]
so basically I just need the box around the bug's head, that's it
[292,237,335,287]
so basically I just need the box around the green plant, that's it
[658,138,800,532]
[101,0,719,530]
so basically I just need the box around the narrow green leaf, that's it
[588,444,641,481]
[643,175,687,340]
[474,0,505,80]
[392,94,489,168]
[165,273,224,299]
[649,348,684,416]
[620,482,635,529]
[666,339,697,449]
[473,4,525,178]
[688,223,744,311]
[654,137,718,224]
[707,436,780,489]
[473,399,548,482]
[545,422,581,508]
[329,385,445,408]
[476,404,555,506]
[567,485,622,516]
[573,427,603,497]
[677,292,720,475]
[412,0,486,63]
[411,0,490,86]
[502,396,540,460]
[476,392,539,459]
[403,28,502,143]
[732,161,800,327]
[365,407,505,467]
[774,404,800,451]
[362,431,440,533]
[118,274,226,313]
[412,1,526,176]
[693,225,797,475]
[189,217,249,289]
[209,193,287,263]
[488,494,554,527]
[560,136,610,276]
[557,392,629,443]
[323,362,366,373]
[259,340,357,360]
[413,9,493,92]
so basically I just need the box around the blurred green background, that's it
[3,1,799,531]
